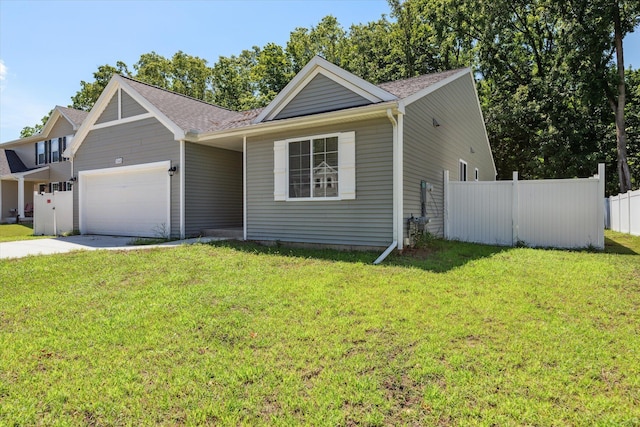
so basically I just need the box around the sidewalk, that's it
[0,235,220,260]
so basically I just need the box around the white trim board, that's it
[254,56,396,123]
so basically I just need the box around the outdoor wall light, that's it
[168,166,177,176]
[69,176,77,182]
[432,118,441,128]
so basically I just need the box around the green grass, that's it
[127,237,175,246]
[1,231,638,425]
[0,224,52,242]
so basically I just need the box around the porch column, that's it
[17,177,25,218]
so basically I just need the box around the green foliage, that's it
[19,110,52,138]
[70,62,129,111]
[0,232,639,424]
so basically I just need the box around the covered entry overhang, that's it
[1,166,50,219]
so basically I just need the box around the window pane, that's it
[325,137,338,153]
[313,138,325,154]
[301,140,310,155]
[326,152,338,167]
[289,153,300,171]
[313,152,325,167]
[289,141,310,198]
[51,139,59,162]
[37,141,45,164]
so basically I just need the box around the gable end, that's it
[274,74,372,120]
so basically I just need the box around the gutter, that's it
[189,101,400,144]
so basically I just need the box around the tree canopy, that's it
[21,2,639,193]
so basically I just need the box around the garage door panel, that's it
[80,163,170,237]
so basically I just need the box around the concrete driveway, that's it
[0,235,220,260]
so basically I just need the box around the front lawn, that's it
[0,224,52,242]
[1,232,638,425]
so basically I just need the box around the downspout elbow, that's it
[373,240,398,265]
[386,108,397,127]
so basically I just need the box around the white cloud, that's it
[0,60,6,91]
[0,60,6,81]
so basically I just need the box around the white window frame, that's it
[36,141,46,165]
[274,131,356,202]
[50,138,60,163]
[459,159,468,182]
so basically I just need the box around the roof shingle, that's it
[117,67,467,135]
[377,68,467,99]
[0,149,29,175]
[57,106,89,128]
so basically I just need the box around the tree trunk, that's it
[612,1,632,193]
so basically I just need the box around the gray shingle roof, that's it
[121,76,247,134]
[377,68,467,99]
[118,68,466,134]
[0,149,29,175]
[57,106,89,128]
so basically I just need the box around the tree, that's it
[345,17,404,83]
[20,110,51,138]
[211,48,260,111]
[71,62,130,111]
[134,51,215,102]
[406,0,638,191]
[133,52,172,89]
[554,0,640,192]
[169,51,214,102]
[286,15,349,72]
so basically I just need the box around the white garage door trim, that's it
[79,160,171,237]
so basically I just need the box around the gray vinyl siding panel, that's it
[11,145,38,169]
[121,91,148,118]
[72,117,180,236]
[184,143,242,236]
[49,161,72,183]
[96,94,119,124]
[403,73,495,238]
[49,117,74,138]
[274,74,372,120]
[247,118,393,247]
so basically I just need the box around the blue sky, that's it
[1,0,638,142]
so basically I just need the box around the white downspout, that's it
[396,112,404,250]
[373,240,398,265]
[243,136,247,241]
[387,109,398,244]
[180,140,186,239]
[373,109,402,265]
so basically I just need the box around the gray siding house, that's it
[67,56,495,250]
[0,106,87,223]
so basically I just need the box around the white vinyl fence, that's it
[444,164,605,249]
[33,191,73,236]
[609,189,640,236]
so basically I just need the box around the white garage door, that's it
[80,161,171,237]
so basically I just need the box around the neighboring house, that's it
[0,106,88,223]
[67,56,495,250]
